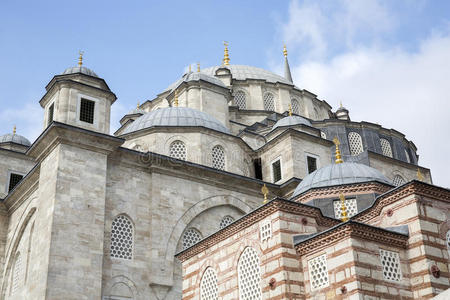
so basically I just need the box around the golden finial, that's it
[13,125,16,135]
[333,137,344,164]
[188,64,191,73]
[261,184,269,204]
[288,104,293,116]
[223,41,230,66]
[417,168,424,181]
[340,101,343,108]
[197,62,200,72]
[137,101,140,109]
[339,193,349,222]
[283,44,288,58]
[174,90,179,107]
[78,51,84,67]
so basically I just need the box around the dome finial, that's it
[333,137,344,164]
[283,44,288,58]
[339,193,349,222]
[78,51,84,67]
[174,90,179,107]
[13,125,16,135]
[340,101,343,108]
[137,101,140,109]
[188,64,191,73]
[261,183,269,204]
[197,62,200,72]
[288,104,293,116]
[223,41,230,66]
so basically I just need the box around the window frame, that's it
[47,102,55,127]
[6,171,25,193]
[76,94,100,128]
[262,92,275,111]
[348,131,364,156]
[110,214,134,260]
[234,89,247,110]
[305,153,319,174]
[211,144,226,170]
[270,156,282,183]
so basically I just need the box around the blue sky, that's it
[1,0,449,186]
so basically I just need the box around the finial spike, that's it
[339,193,349,222]
[340,101,343,108]
[283,44,293,82]
[174,90,179,107]
[197,62,200,72]
[261,184,269,204]
[78,51,84,67]
[188,64,191,73]
[223,41,230,66]
[333,137,344,164]
[288,104,293,116]
[137,101,140,109]
[283,44,288,58]
[13,125,16,135]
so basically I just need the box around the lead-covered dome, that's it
[122,107,230,135]
[0,133,31,147]
[62,66,99,78]
[272,116,312,131]
[293,162,391,196]
[165,71,227,92]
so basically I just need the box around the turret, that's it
[283,45,293,83]
[336,101,350,120]
[39,52,117,134]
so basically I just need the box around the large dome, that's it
[0,133,31,147]
[201,65,295,86]
[293,162,392,196]
[62,66,98,78]
[272,116,312,131]
[165,71,227,92]
[122,107,230,135]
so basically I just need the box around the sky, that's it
[0,0,449,187]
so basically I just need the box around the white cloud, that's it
[281,0,450,187]
[0,102,42,141]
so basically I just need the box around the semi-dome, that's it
[293,162,391,196]
[0,133,31,147]
[62,66,99,78]
[165,71,227,92]
[122,106,230,135]
[201,65,296,86]
[272,115,312,131]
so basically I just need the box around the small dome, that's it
[122,107,230,135]
[272,116,312,131]
[293,162,391,196]
[126,108,145,116]
[62,66,98,78]
[0,133,31,147]
[165,72,227,92]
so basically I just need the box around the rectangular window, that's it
[307,156,317,174]
[272,159,282,183]
[260,220,272,242]
[8,173,24,192]
[79,99,95,124]
[308,254,329,291]
[333,198,358,219]
[47,103,54,126]
[253,158,262,180]
[379,249,402,281]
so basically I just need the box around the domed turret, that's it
[0,126,31,153]
[336,102,350,120]
[272,115,312,131]
[62,66,98,78]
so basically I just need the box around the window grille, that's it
[272,159,282,183]
[8,173,23,192]
[333,198,358,219]
[446,231,450,250]
[80,99,95,124]
[320,131,327,139]
[404,149,411,163]
[238,247,262,300]
[380,138,393,158]
[110,215,133,260]
[200,267,218,300]
[308,254,329,291]
[260,220,272,242]
[348,132,364,156]
[12,252,21,295]
[291,98,300,114]
[219,215,234,229]
[48,103,54,126]
[169,140,186,161]
[234,91,246,109]
[379,249,402,281]
[182,228,202,250]
[392,175,406,187]
[211,145,225,170]
[307,156,317,174]
[263,92,275,111]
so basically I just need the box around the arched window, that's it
[291,98,300,114]
[380,138,393,158]
[263,92,275,111]
[234,90,246,109]
[219,215,235,229]
[348,132,364,156]
[446,231,450,251]
[211,145,225,170]
[169,140,186,161]
[110,215,133,260]
[11,252,22,295]
[200,267,218,300]
[182,228,202,250]
[238,247,262,300]
[392,175,406,187]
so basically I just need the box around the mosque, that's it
[0,44,448,299]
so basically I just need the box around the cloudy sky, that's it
[0,0,449,186]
